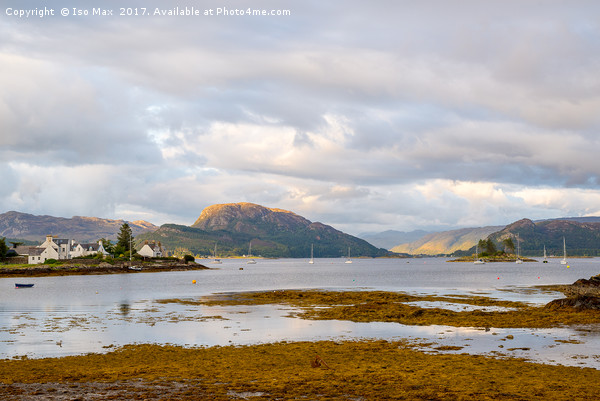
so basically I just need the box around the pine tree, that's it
[116,223,133,254]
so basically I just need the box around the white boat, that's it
[309,244,314,264]
[247,242,257,264]
[473,244,485,264]
[560,237,567,265]
[212,243,222,264]
[515,235,523,264]
[543,245,548,263]
[345,247,353,264]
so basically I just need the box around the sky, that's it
[1,0,600,236]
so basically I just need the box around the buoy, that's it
[192,280,196,284]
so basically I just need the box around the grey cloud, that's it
[2,0,600,231]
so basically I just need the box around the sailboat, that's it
[515,235,523,264]
[560,237,567,265]
[345,247,353,264]
[309,244,314,264]
[247,242,257,264]
[543,245,548,263]
[212,243,222,264]
[474,244,485,264]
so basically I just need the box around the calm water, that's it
[1,257,599,368]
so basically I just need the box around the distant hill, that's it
[484,218,600,257]
[391,226,505,255]
[359,230,431,250]
[137,202,391,258]
[0,211,157,242]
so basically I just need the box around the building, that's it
[26,235,108,264]
[138,241,165,258]
[70,241,109,258]
[27,246,59,264]
[38,235,74,260]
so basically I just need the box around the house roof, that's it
[14,245,33,255]
[28,247,46,256]
[78,243,101,251]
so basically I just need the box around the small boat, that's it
[309,244,314,264]
[543,245,548,263]
[212,243,222,264]
[473,244,485,264]
[15,283,34,288]
[515,234,523,264]
[560,237,567,265]
[247,242,257,264]
[345,247,353,264]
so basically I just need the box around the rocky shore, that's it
[545,274,600,310]
[0,260,209,277]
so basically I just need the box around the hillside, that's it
[485,218,600,257]
[0,211,157,242]
[138,202,391,258]
[359,230,431,250]
[391,226,504,255]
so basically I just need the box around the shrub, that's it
[183,254,195,263]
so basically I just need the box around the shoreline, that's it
[0,275,599,398]
[1,340,599,400]
[0,261,209,277]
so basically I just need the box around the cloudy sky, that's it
[1,0,600,235]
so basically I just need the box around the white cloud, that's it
[1,0,600,233]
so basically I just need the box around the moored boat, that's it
[15,283,34,288]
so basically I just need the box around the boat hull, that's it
[15,283,34,288]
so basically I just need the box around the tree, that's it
[477,239,497,256]
[99,238,114,254]
[477,239,486,256]
[0,237,7,260]
[502,237,515,254]
[484,239,497,255]
[116,223,133,255]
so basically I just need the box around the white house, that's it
[138,241,165,258]
[28,235,109,264]
[70,241,109,258]
[28,246,59,264]
[38,235,74,260]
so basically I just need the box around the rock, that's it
[563,274,600,297]
[545,295,600,311]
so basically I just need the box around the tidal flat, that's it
[1,289,599,399]
[1,341,600,400]
[2,258,600,399]
[160,289,600,328]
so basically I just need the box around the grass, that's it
[1,341,600,400]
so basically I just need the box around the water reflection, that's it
[0,257,598,369]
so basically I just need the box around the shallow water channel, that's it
[1,257,599,369]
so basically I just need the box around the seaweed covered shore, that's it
[2,341,600,400]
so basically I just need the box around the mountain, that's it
[0,211,158,242]
[359,230,431,250]
[137,202,391,258]
[391,226,504,255]
[485,218,600,256]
